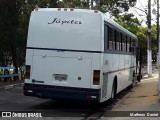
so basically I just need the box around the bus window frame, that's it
[104,22,138,53]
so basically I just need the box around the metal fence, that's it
[0,66,25,81]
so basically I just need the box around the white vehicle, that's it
[24,8,141,103]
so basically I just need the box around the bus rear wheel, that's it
[131,72,136,88]
[110,81,116,102]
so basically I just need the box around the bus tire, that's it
[110,80,116,103]
[131,72,136,88]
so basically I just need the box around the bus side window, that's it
[129,37,132,52]
[126,36,128,52]
[113,30,116,50]
[116,31,119,51]
[104,24,108,51]
[132,39,136,53]
[131,38,133,52]
[108,27,113,50]
[120,33,122,51]
[127,36,130,52]
[122,34,126,52]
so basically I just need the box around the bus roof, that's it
[34,8,138,40]
[104,16,138,40]
[35,8,101,14]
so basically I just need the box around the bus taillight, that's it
[93,70,100,85]
[25,65,31,79]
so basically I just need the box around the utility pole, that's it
[157,0,159,50]
[147,0,152,77]
[89,0,93,9]
[157,0,160,98]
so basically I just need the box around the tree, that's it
[95,0,137,17]
[151,25,158,63]
[115,14,158,63]
[0,0,23,80]
[137,27,148,63]
[117,15,148,63]
[114,14,140,34]
[1,0,148,80]
[53,0,137,17]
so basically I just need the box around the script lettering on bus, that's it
[48,18,82,25]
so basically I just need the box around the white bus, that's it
[23,8,141,103]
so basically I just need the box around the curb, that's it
[0,83,24,90]
[141,73,158,81]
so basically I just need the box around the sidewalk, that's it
[101,68,160,120]
[110,71,159,111]
[101,69,160,120]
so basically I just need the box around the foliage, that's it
[55,0,137,17]
[0,0,158,67]
[97,0,137,17]
[0,0,23,68]
[115,14,158,63]
[114,14,140,34]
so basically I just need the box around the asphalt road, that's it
[0,84,109,119]
[0,81,133,120]
[0,66,159,120]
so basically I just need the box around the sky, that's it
[130,0,157,26]
[60,0,157,26]
[105,0,157,26]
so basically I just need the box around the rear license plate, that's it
[54,74,68,81]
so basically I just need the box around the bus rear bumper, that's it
[23,83,100,102]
